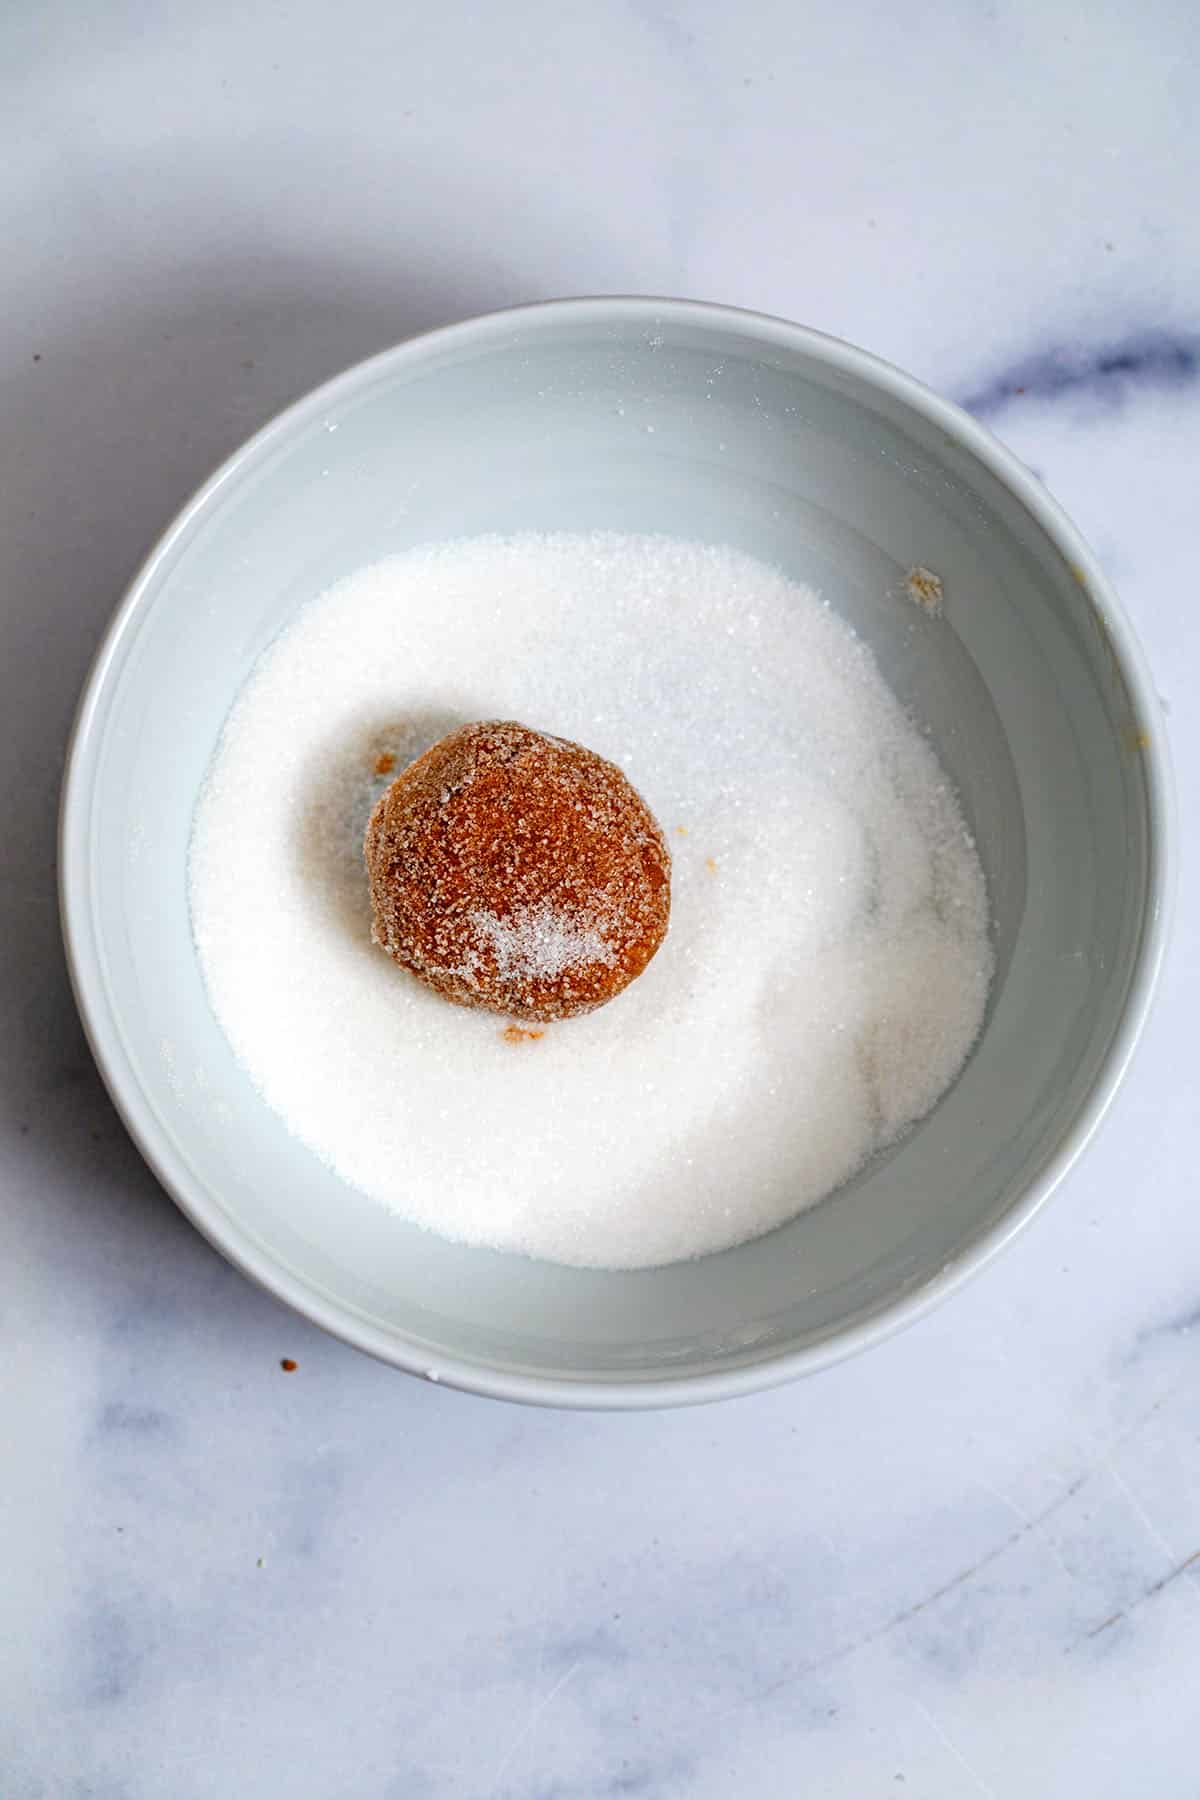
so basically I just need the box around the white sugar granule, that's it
[190,532,993,1270]
[469,904,616,982]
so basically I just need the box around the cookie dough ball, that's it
[364,721,671,1021]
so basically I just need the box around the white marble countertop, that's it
[4,4,1198,1794]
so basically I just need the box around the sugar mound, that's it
[190,532,993,1269]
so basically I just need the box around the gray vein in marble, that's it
[474,1533,844,1798]
[603,1759,697,1798]
[78,1590,157,1707]
[539,1548,837,1734]
[382,1767,441,1800]
[1084,1546,1200,1645]
[960,329,1200,421]
[94,1401,176,1441]
[501,1751,696,1800]
[716,1391,1179,1721]
[13,1782,133,1800]
[539,1625,630,1673]
[1119,1303,1200,1382]
[274,1451,344,1559]
[626,0,693,58]
[1136,1298,1200,1344]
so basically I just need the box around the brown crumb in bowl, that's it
[905,566,944,615]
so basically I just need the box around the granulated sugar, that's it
[470,904,616,982]
[190,533,993,1269]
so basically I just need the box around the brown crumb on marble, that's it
[280,1358,298,1372]
[374,752,397,775]
[501,1025,545,1045]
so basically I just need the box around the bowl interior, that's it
[65,302,1158,1399]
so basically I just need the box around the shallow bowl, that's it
[60,298,1172,1407]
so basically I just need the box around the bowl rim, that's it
[58,294,1177,1410]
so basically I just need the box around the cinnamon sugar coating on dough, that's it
[364,721,671,1021]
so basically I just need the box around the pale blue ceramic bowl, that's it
[60,299,1173,1407]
